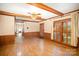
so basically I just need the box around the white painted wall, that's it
[24,22,40,32]
[44,20,52,33]
[0,15,15,35]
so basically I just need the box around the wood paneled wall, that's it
[0,35,15,46]
[44,33,51,39]
[23,32,40,38]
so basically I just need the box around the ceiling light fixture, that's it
[28,12,41,20]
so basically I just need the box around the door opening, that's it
[15,20,24,43]
[40,23,44,38]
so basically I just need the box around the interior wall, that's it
[0,15,15,35]
[71,12,79,47]
[24,22,40,32]
[23,22,40,38]
[0,14,40,35]
[0,15,15,45]
[44,20,52,33]
[39,20,53,39]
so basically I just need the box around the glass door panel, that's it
[63,33,67,43]
[68,19,71,45]
[63,22,66,31]
[68,33,71,44]
[68,19,71,31]
[57,32,61,42]
[53,32,56,40]
[63,21,67,44]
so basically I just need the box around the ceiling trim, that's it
[16,19,40,23]
[64,9,79,14]
[40,9,79,22]
[27,3,64,16]
[46,9,79,20]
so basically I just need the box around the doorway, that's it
[15,20,24,43]
[40,23,44,38]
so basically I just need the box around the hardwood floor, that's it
[0,37,79,56]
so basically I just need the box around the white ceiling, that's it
[44,3,79,13]
[0,3,79,20]
[0,3,57,19]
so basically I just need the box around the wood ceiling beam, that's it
[0,10,31,18]
[0,10,42,20]
[27,3,64,16]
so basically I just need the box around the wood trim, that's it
[23,32,40,38]
[44,33,51,39]
[0,10,31,18]
[16,19,41,23]
[0,10,42,20]
[65,9,79,14]
[27,3,64,16]
[0,35,15,46]
[77,37,79,48]
[53,18,72,47]
[52,40,77,48]
[40,9,79,22]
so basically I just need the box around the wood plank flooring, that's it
[0,37,79,56]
